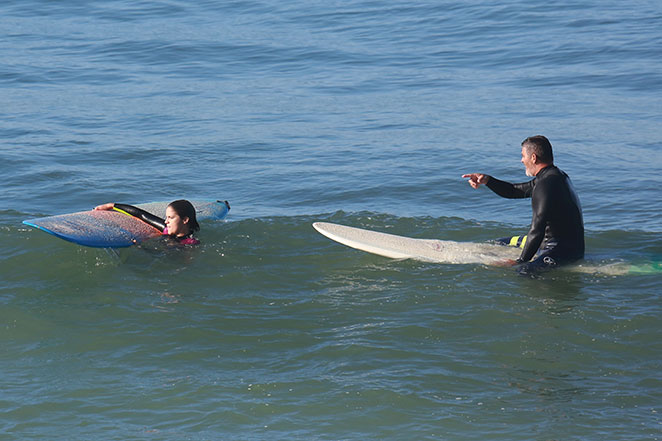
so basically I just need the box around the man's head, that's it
[521,135,553,176]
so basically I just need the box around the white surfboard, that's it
[313,222,520,265]
[312,222,660,275]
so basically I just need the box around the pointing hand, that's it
[461,173,490,189]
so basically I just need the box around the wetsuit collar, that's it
[534,164,555,177]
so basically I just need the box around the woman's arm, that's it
[95,202,166,232]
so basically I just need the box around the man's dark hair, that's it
[522,135,554,164]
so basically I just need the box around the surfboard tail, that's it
[627,261,662,275]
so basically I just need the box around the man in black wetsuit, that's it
[462,135,584,272]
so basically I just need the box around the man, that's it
[462,135,584,272]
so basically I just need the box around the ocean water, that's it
[1,0,661,439]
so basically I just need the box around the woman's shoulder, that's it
[179,237,200,245]
[161,229,200,245]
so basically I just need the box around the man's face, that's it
[521,145,536,177]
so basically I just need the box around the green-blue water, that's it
[1,1,661,439]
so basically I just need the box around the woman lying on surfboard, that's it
[94,199,200,245]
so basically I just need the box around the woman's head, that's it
[165,200,200,236]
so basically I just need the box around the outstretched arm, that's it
[463,173,535,199]
[94,202,166,232]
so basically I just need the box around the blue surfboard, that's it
[23,200,230,248]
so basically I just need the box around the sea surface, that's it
[1,0,661,439]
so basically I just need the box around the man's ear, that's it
[530,152,538,163]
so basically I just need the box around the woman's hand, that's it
[94,203,115,211]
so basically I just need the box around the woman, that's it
[95,199,200,245]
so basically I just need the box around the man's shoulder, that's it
[538,165,568,180]
[533,166,566,191]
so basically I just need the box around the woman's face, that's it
[165,206,189,236]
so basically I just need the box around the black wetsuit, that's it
[114,203,166,231]
[487,165,584,270]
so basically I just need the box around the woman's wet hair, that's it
[168,200,200,232]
